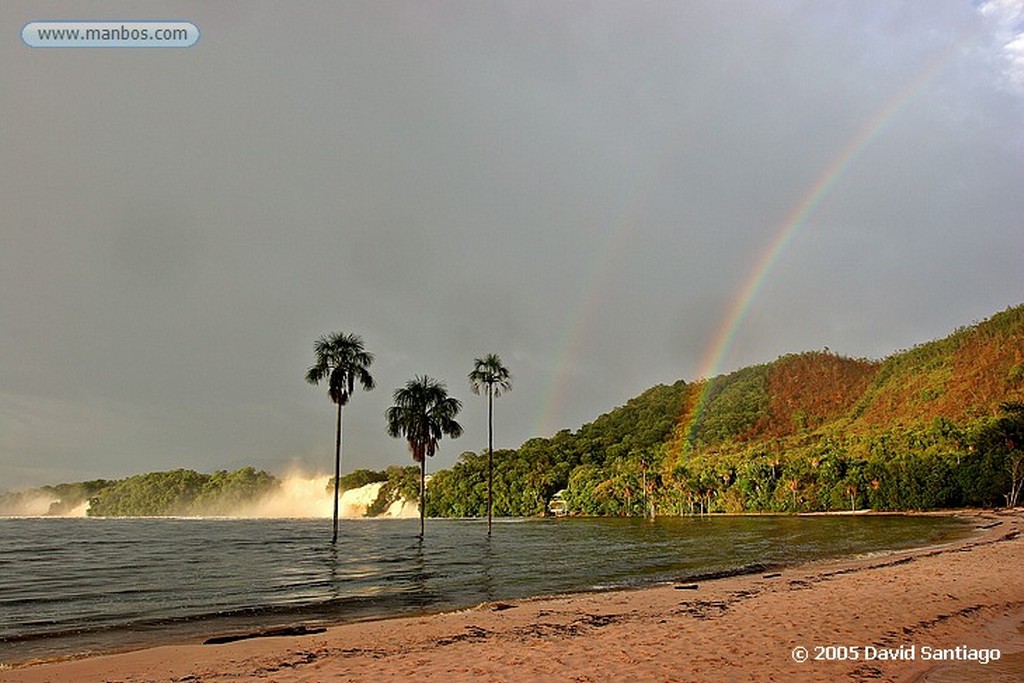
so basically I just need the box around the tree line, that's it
[423,306,1021,518]
[8,305,1021,527]
[9,405,1020,519]
[423,403,1023,518]
[86,467,278,516]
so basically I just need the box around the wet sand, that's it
[3,510,1023,682]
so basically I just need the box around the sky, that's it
[2,1,1023,490]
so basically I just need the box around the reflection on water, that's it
[0,514,970,663]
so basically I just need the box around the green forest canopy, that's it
[5,305,1023,517]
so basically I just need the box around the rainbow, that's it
[679,53,959,447]
[533,43,962,443]
[532,116,702,436]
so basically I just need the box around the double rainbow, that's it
[534,47,963,444]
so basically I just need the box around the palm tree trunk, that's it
[332,402,342,544]
[487,384,493,536]
[419,455,426,538]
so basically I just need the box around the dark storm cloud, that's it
[2,1,1022,488]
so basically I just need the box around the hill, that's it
[6,304,1023,517]
[850,305,1024,426]
[669,305,1024,451]
[427,303,1024,515]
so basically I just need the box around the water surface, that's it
[0,514,971,664]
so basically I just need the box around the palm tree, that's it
[385,375,463,538]
[468,354,512,535]
[305,332,375,544]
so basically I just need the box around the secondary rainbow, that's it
[532,118,701,437]
[532,43,961,443]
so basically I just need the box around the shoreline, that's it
[3,509,1023,682]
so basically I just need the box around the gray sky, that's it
[3,1,1022,489]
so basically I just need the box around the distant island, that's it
[3,304,1022,518]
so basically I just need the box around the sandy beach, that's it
[3,510,1023,683]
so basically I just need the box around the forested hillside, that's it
[428,304,1024,516]
[6,305,1022,517]
[87,467,279,516]
[427,380,692,516]
[0,468,280,517]
[849,305,1024,426]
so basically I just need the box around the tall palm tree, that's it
[468,354,512,536]
[305,332,375,544]
[385,375,462,538]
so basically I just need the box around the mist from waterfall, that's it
[228,475,418,519]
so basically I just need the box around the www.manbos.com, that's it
[22,21,199,48]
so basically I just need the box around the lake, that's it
[0,514,971,664]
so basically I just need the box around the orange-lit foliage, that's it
[755,352,878,438]
[852,306,1024,427]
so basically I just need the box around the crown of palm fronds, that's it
[386,375,463,462]
[305,332,375,406]
[468,353,512,397]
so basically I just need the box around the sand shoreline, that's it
[3,509,1023,682]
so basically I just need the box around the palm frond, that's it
[305,364,327,385]
[386,375,463,461]
[306,331,375,405]
[468,353,513,397]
